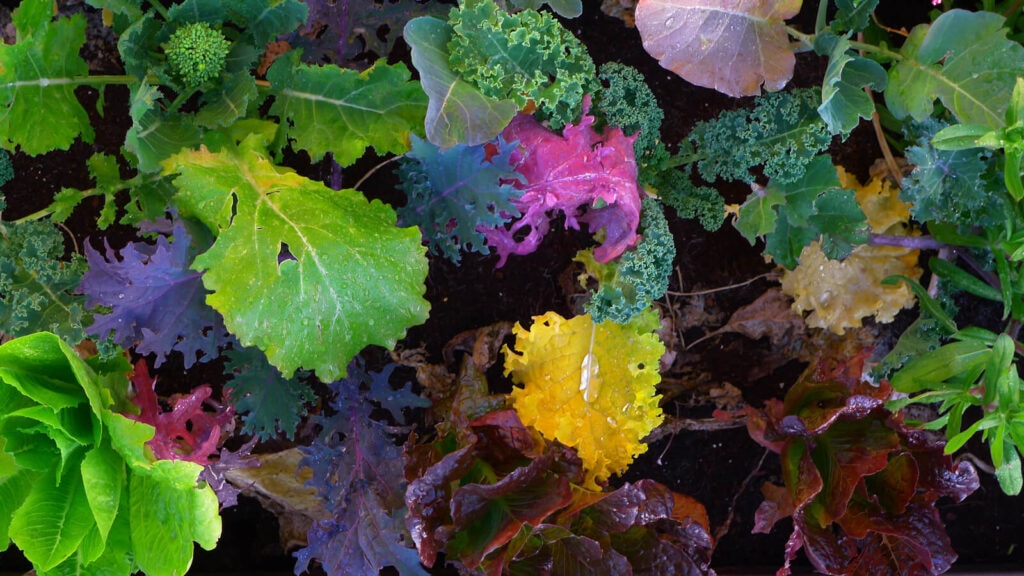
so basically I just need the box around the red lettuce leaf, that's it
[746,352,979,576]
[127,359,234,465]
[482,96,642,267]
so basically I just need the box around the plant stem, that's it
[869,233,945,250]
[4,74,135,91]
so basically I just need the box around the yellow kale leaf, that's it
[781,167,922,334]
[503,309,664,489]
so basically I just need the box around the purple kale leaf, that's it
[365,362,431,425]
[294,359,428,576]
[80,223,228,368]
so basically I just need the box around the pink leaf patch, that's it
[482,96,642,266]
[128,360,234,465]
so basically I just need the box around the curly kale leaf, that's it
[0,150,12,188]
[580,198,676,324]
[654,166,725,232]
[0,219,87,343]
[397,135,523,264]
[295,359,428,576]
[223,345,314,441]
[901,120,1005,231]
[595,62,664,162]
[80,222,228,368]
[447,0,597,130]
[688,88,832,185]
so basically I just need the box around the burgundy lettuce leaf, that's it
[126,359,234,465]
[80,222,228,368]
[747,352,979,576]
[482,96,642,267]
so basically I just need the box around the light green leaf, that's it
[103,412,154,471]
[0,333,86,411]
[267,51,427,166]
[39,504,133,576]
[815,33,887,134]
[932,123,992,150]
[735,184,785,243]
[891,340,991,393]
[129,472,209,576]
[10,469,95,571]
[886,10,1024,128]
[0,468,36,546]
[0,0,94,154]
[190,483,221,551]
[165,128,429,380]
[143,459,203,490]
[80,443,124,543]
[404,16,517,147]
[996,445,1023,495]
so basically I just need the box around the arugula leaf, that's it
[0,0,94,154]
[815,32,888,135]
[268,52,427,166]
[165,124,429,380]
[887,9,1024,128]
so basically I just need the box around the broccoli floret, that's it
[0,150,12,189]
[164,22,231,88]
[580,198,676,324]
[595,62,664,160]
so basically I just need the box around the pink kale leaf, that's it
[128,359,234,465]
[482,96,643,266]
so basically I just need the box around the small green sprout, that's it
[164,22,231,88]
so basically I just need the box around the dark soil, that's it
[1,0,1023,575]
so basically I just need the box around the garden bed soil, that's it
[1,1,1023,575]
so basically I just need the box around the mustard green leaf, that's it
[404,16,518,147]
[125,84,204,174]
[9,469,95,571]
[886,10,1024,129]
[815,32,887,135]
[267,52,427,166]
[0,0,94,154]
[635,0,801,97]
[165,129,429,380]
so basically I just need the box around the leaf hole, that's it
[278,242,297,266]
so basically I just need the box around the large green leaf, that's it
[0,0,93,154]
[815,33,887,134]
[9,469,95,571]
[0,468,35,546]
[267,51,427,166]
[165,126,429,380]
[404,16,518,147]
[887,10,1024,128]
[125,84,203,174]
[130,470,220,576]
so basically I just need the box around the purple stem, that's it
[868,233,945,250]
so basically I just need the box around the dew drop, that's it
[117,293,125,299]
[664,16,675,28]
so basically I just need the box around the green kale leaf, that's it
[688,88,832,185]
[579,198,676,324]
[223,345,314,441]
[901,121,1005,232]
[447,0,597,130]
[0,219,87,344]
[654,167,725,232]
[595,62,664,161]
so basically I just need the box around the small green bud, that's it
[164,22,231,88]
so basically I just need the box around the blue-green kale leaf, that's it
[398,135,523,264]
[223,345,314,441]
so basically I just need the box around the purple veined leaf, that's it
[79,222,228,368]
[635,0,801,97]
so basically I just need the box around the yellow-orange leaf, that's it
[503,310,665,489]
